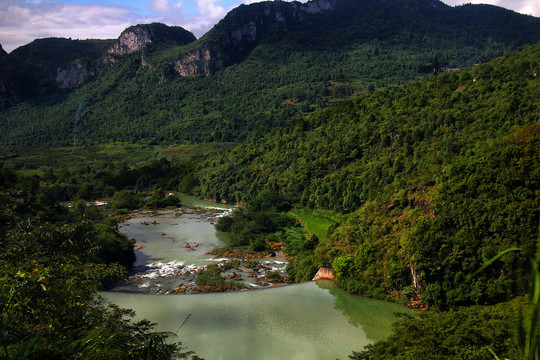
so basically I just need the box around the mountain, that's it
[0,38,115,100]
[108,23,196,56]
[0,23,195,102]
[1,0,540,146]
[0,44,6,57]
[170,0,540,77]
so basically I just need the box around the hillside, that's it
[1,0,540,146]
[0,38,115,102]
[194,42,540,308]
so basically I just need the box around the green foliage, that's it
[112,190,142,210]
[195,264,246,291]
[350,299,528,360]
[145,189,182,209]
[0,170,199,359]
[216,190,295,249]
[473,234,540,360]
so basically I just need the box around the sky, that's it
[0,0,538,53]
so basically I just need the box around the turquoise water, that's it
[104,281,408,360]
[104,198,411,359]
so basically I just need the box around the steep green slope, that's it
[1,0,540,146]
[194,43,540,308]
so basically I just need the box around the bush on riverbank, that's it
[195,264,247,292]
[350,298,527,360]
[215,191,296,251]
[145,188,183,209]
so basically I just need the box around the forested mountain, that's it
[194,42,539,308]
[0,38,115,102]
[1,0,540,146]
[0,23,196,103]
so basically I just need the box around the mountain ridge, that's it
[1,0,540,146]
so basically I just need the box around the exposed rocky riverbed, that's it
[110,204,289,294]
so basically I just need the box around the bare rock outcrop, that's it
[174,48,221,77]
[56,63,91,89]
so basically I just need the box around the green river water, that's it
[103,196,411,360]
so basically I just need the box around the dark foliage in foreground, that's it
[0,169,201,360]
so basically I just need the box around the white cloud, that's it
[152,0,169,12]
[196,0,226,18]
[517,0,540,16]
[0,2,146,52]
[147,0,230,37]
[442,0,539,16]
[241,0,263,4]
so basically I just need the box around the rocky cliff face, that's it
[175,48,217,77]
[108,23,196,55]
[56,63,92,89]
[109,29,153,55]
[173,0,336,77]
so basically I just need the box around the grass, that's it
[288,208,345,240]
[1,142,229,171]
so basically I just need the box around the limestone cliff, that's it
[174,48,221,77]
[108,23,196,55]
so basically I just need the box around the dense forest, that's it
[198,42,540,307]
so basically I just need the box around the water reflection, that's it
[316,280,413,342]
[105,281,410,360]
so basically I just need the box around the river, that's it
[103,196,411,360]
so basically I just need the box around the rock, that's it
[108,23,195,55]
[312,267,335,281]
[56,63,91,89]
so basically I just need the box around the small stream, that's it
[103,196,412,360]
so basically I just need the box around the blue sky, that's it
[1,0,539,53]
